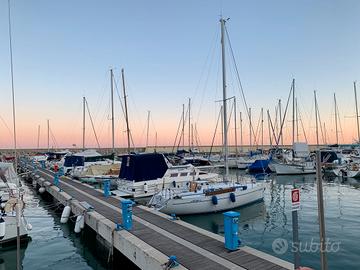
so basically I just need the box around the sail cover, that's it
[119,153,168,182]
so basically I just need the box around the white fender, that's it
[144,182,148,193]
[38,187,46,194]
[0,217,5,239]
[74,215,82,233]
[26,223,33,231]
[79,214,85,229]
[60,206,71,223]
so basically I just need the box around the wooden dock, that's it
[20,159,293,270]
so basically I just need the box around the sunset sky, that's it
[0,0,360,149]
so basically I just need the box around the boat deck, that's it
[25,163,292,270]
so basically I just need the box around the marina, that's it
[1,1,360,270]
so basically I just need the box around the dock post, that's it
[223,211,241,251]
[40,160,45,169]
[54,173,59,186]
[58,166,64,176]
[103,180,111,197]
[121,199,133,230]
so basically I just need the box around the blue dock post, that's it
[223,211,241,251]
[58,166,64,176]
[39,160,46,169]
[54,173,59,186]
[121,199,133,230]
[103,180,111,198]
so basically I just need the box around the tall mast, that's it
[47,119,50,152]
[146,110,150,149]
[334,93,338,145]
[121,68,131,153]
[188,98,191,151]
[249,107,252,150]
[296,97,299,141]
[267,110,272,146]
[292,78,295,145]
[182,104,185,149]
[323,122,327,145]
[354,81,360,143]
[240,111,243,152]
[7,0,17,169]
[82,96,86,150]
[110,69,115,154]
[220,17,229,176]
[261,107,264,149]
[314,91,319,147]
[234,98,238,157]
[37,125,40,149]
[279,99,283,145]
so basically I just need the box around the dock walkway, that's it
[22,162,293,270]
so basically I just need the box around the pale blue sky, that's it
[0,0,360,148]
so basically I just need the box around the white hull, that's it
[117,172,218,198]
[333,168,360,178]
[159,184,264,215]
[273,162,316,175]
[1,215,28,245]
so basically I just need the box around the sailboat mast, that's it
[261,107,264,149]
[296,98,299,141]
[110,69,115,154]
[292,78,295,146]
[334,93,338,145]
[314,91,319,147]
[121,68,131,153]
[182,104,185,149]
[47,119,50,152]
[240,111,243,152]
[354,81,360,143]
[188,98,191,151]
[279,99,283,145]
[234,98,238,157]
[146,110,150,148]
[220,18,229,176]
[249,107,252,150]
[82,96,86,150]
[37,125,40,149]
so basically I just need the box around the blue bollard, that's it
[103,180,111,198]
[58,166,64,176]
[223,211,241,251]
[40,160,46,169]
[121,199,133,230]
[54,173,59,186]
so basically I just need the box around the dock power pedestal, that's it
[121,199,133,230]
[223,211,241,251]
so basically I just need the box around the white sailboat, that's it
[148,18,264,215]
[0,162,29,246]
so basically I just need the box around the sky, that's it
[0,0,360,149]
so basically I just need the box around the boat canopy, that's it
[64,153,114,167]
[119,153,168,182]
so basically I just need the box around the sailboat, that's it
[148,18,264,215]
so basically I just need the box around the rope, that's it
[85,98,101,148]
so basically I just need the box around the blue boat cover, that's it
[119,153,168,182]
[64,156,84,167]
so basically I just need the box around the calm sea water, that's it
[182,170,360,270]
[1,171,359,270]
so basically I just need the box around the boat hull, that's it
[273,162,316,175]
[0,215,28,246]
[159,184,264,215]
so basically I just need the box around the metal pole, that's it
[267,110,272,146]
[47,119,50,152]
[296,98,299,141]
[249,107,252,151]
[121,68,131,153]
[292,209,300,269]
[220,18,229,177]
[292,79,295,146]
[334,93,338,145]
[354,81,360,143]
[234,98,238,157]
[188,98,191,151]
[16,199,21,270]
[146,110,150,148]
[316,151,328,270]
[279,99,283,146]
[240,111,243,152]
[261,107,264,149]
[314,91,319,146]
[37,125,40,149]
[82,96,86,150]
[110,69,115,155]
